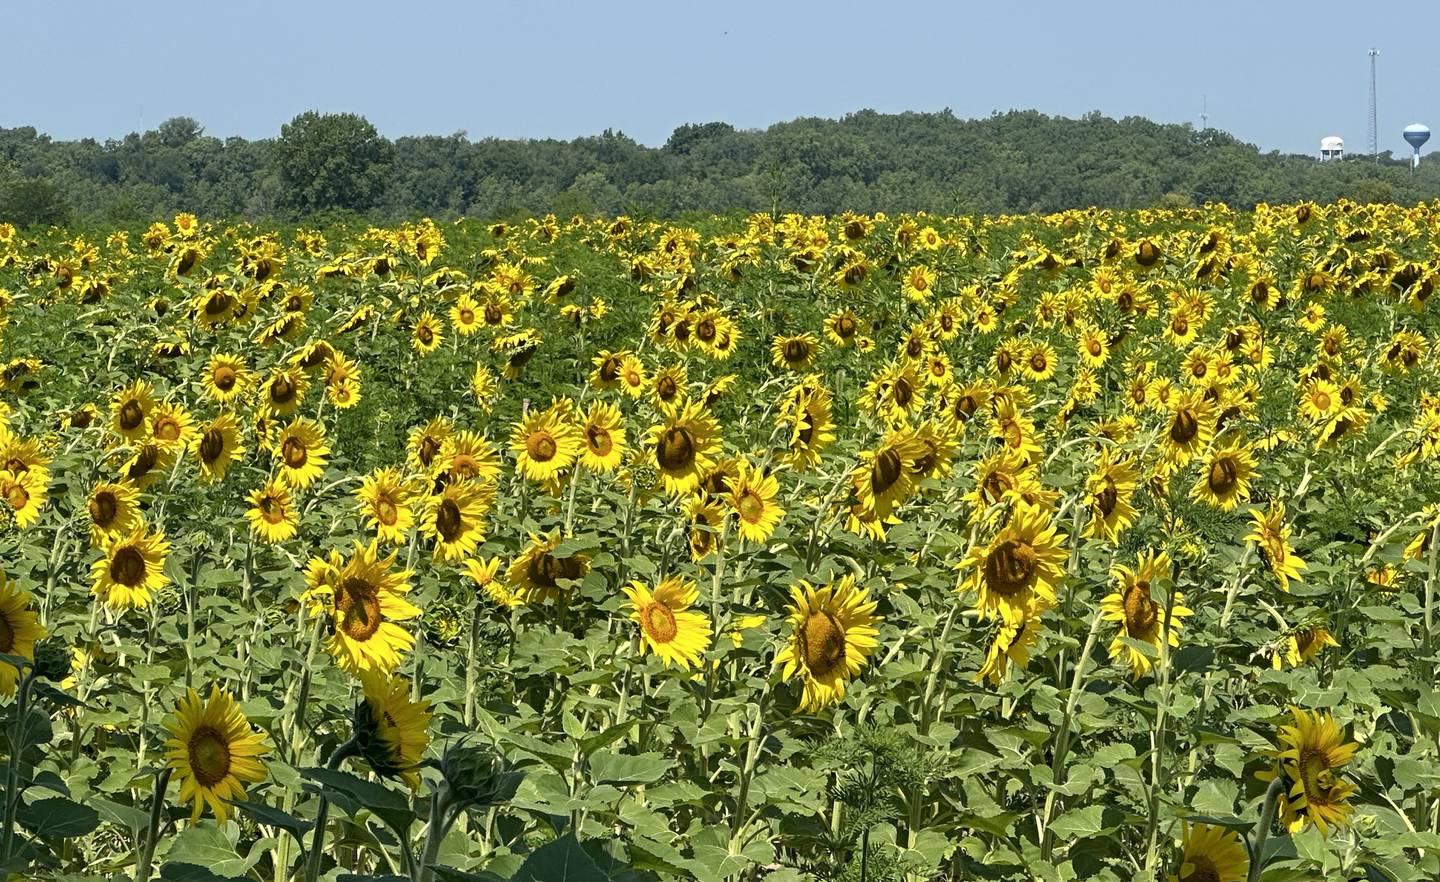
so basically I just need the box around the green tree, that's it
[271,112,394,214]
[0,177,70,228]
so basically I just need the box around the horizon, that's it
[4,0,1436,157]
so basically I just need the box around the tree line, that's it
[1,108,1437,226]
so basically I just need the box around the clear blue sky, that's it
[4,0,1438,156]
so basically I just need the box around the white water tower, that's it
[1320,136,1345,161]
[1404,124,1430,169]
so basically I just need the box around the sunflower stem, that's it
[0,668,36,863]
[303,737,359,882]
[1038,603,1106,860]
[1247,773,1287,882]
[134,766,173,882]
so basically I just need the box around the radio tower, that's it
[1368,48,1379,162]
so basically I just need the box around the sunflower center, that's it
[1179,856,1220,882]
[435,499,464,542]
[4,483,27,510]
[1313,391,1332,411]
[656,427,697,471]
[270,377,296,405]
[798,612,846,678]
[586,426,612,456]
[375,497,399,527]
[1086,339,1102,356]
[872,449,904,494]
[213,366,237,391]
[985,540,1037,597]
[89,491,118,527]
[187,726,233,788]
[527,551,581,588]
[281,436,308,469]
[418,326,434,345]
[737,490,765,523]
[259,493,287,523]
[111,546,147,587]
[656,376,678,400]
[599,356,622,381]
[128,446,158,480]
[1170,410,1199,444]
[1207,456,1238,495]
[337,577,383,641]
[1136,242,1159,266]
[996,350,1013,372]
[118,400,145,431]
[696,319,716,342]
[485,304,503,324]
[641,602,678,643]
[418,436,441,467]
[1095,481,1118,516]
[527,432,558,462]
[1123,581,1157,636]
[1029,352,1048,373]
[199,428,225,463]
[836,316,856,337]
[154,416,181,442]
[893,377,913,407]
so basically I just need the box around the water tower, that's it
[1320,136,1345,161]
[1404,124,1431,169]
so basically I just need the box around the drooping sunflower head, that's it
[1189,443,1256,511]
[649,403,721,497]
[1268,707,1359,836]
[1100,550,1191,677]
[423,479,493,562]
[961,504,1068,625]
[1168,823,1248,882]
[192,413,244,484]
[87,480,140,545]
[110,380,157,441]
[506,531,589,604]
[354,669,433,791]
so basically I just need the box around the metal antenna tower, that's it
[1200,95,1208,132]
[1368,48,1379,162]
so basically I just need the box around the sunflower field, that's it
[0,203,1438,882]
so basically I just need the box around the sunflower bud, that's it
[439,742,522,812]
[31,637,70,682]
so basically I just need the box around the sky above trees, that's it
[4,0,1438,157]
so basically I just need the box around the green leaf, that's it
[158,865,249,882]
[16,797,100,838]
[431,868,506,882]
[512,833,612,882]
[162,823,262,879]
[1048,805,1122,840]
[299,766,416,833]
[588,750,666,786]
[226,798,313,845]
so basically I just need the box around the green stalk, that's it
[0,669,36,862]
[1038,604,1106,859]
[303,737,360,882]
[134,767,174,882]
[1246,774,1287,882]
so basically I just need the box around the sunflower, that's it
[148,402,197,450]
[1264,708,1359,835]
[507,531,589,604]
[1100,550,1191,678]
[1247,502,1306,591]
[1020,340,1057,383]
[728,460,784,544]
[1270,625,1339,670]
[470,363,498,412]
[1298,378,1341,424]
[465,556,520,608]
[1168,823,1248,882]
[422,480,492,562]
[273,418,329,488]
[356,468,415,545]
[823,309,864,347]
[512,408,581,483]
[0,468,47,529]
[1077,325,1109,368]
[622,577,712,669]
[449,293,483,336]
[775,576,881,712]
[580,402,626,473]
[305,541,419,674]
[1083,453,1138,542]
[851,429,925,520]
[771,333,820,372]
[110,380,157,442]
[589,349,629,390]
[975,613,1042,686]
[119,443,177,491]
[684,495,726,561]
[258,368,309,418]
[902,264,937,303]
[92,523,171,610]
[87,481,141,546]
[990,399,1044,464]
[440,430,501,483]
[192,413,243,483]
[163,685,269,823]
[245,480,299,544]
[863,362,924,424]
[960,505,1068,625]
[1190,444,1256,511]
[649,403,721,497]
[651,363,688,414]
[780,378,835,470]
[201,354,250,403]
[412,312,443,354]
[617,354,649,398]
[355,669,432,791]
[1160,391,1216,468]
[0,579,43,695]
[407,417,453,474]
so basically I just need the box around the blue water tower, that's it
[1404,123,1431,169]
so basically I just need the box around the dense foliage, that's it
[2,110,1438,224]
[0,203,1438,882]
